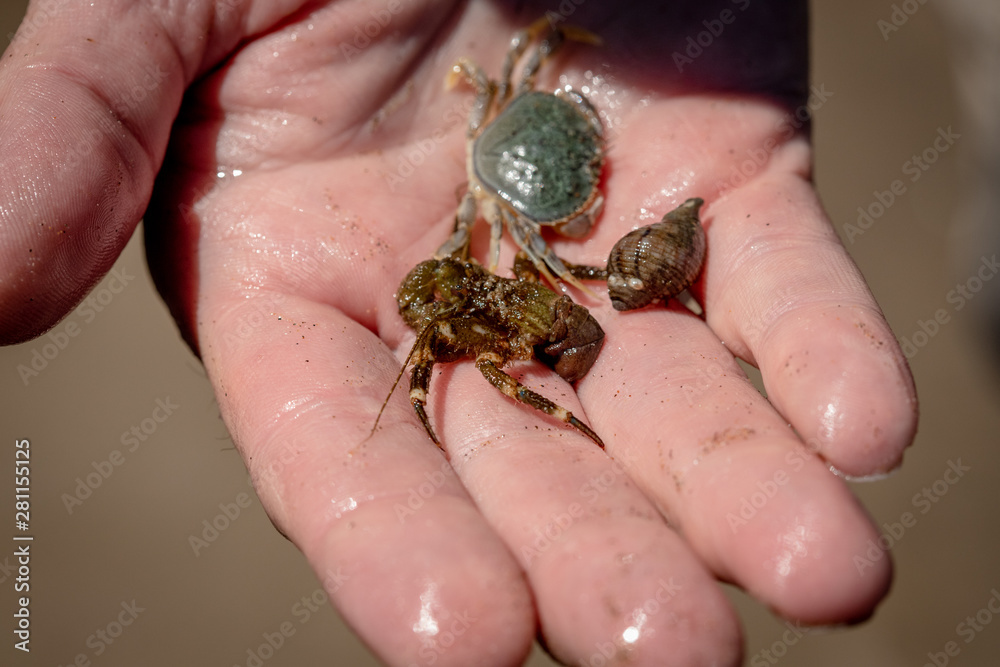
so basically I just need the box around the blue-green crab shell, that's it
[472,91,603,225]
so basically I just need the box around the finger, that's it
[578,308,892,624]
[536,86,907,621]
[702,171,918,476]
[0,0,305,343]
[567,94,917,476]
[198,291,535,667]
[428,362,743,666]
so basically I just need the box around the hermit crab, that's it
[435,17,605,289]
[605,198,707,311]
[372,255,605,448]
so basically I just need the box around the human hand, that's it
[0,1,918,665]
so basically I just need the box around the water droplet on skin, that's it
[622,609,648,644]
[637,207,659,222]
[330,496,358,519]
[412,585,441,637]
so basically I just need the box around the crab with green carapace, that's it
[435,18,605,290]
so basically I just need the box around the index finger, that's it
[198,288,538,667]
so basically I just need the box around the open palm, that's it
[1,1,918,665]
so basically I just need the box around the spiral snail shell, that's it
[606,198,707,311]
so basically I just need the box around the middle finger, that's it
[579,303,891,624]
[427,361,743,666]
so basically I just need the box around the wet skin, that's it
[0,1,918,666]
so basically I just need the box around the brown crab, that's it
[372,255,605,448]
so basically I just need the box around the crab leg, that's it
[474,353,604,448]
[508,19,602,101]
[409,350,442,446]
[445,58,495,137]
[511,25,565,99]
[562,260,608,282]
[498,17,551,104]
[435,190,477,261]
[511,250,606,288]
[481,197,505,272]
[503,208,591,293]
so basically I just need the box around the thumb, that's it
[0,0,299,344]
[0,1,184,343]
